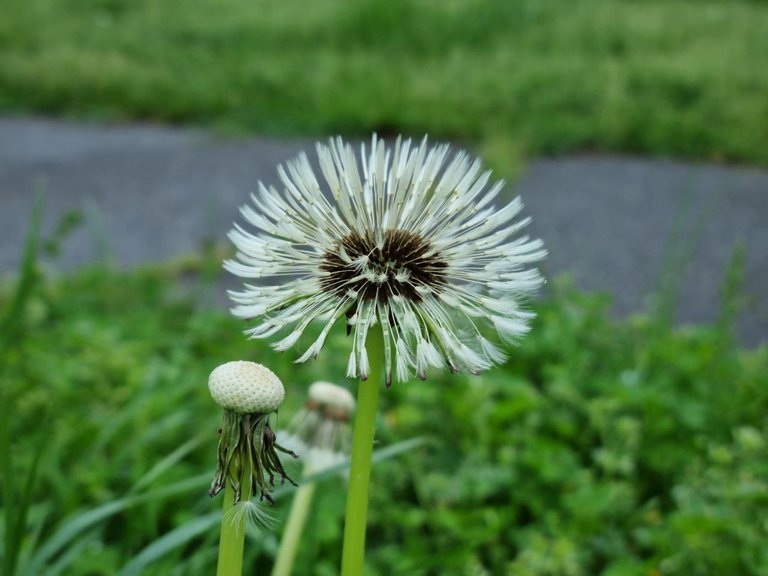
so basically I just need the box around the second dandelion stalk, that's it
[272,380,356,576]
[270,467,316,576]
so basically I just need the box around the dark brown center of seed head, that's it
[319,229,447,304]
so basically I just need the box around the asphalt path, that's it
[1,117,766,345]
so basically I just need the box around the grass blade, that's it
[25,473,210,573]
[0,192,42,350]
[131,436,205,493]
[1,388,18,576]
[118,512,221,576]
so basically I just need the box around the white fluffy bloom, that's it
[226,135,546,385]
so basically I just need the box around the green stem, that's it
[340,329,384,576]
[216,464,251,576]
[270,467,317,576]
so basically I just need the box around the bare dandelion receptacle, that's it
[209,360,285,414]
[207,361,296,505]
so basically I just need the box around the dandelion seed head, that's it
[308,381,355,415]
[282,380,355,472]
[226,135,546,384]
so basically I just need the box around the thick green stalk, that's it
[216,465,251,576]
[340,329,384,576]
[270,467,317,576]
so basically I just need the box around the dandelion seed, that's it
[226,135,545,385]
[224,498,277,535]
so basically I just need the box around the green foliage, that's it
[0,194,46,576]
[373,284,768,575]
[1,260,765,575]
[2,0,768,166]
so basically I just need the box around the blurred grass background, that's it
[2,0,768,166]
[2,248,767,575]
[2,1,768,575]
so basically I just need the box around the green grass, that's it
[1,253,766,574]
[2,0,768,166]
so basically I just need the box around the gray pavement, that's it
[1,117,766,345]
